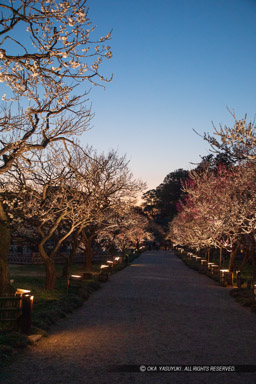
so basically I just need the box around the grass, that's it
[0,263,101,367]
[230,288,256,311]
[0,249,142,366]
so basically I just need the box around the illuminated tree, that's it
[0,0,112,293]
[203,112,256,163]
[169,164,256,277]
[202,112,256,274]
[1,147,96,289]
[1,145,143,288]
[96,207,152,258]
[63,145,145,272]
[0,0,112,173]
[168,184,214,252]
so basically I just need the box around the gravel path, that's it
[1,250,256,384]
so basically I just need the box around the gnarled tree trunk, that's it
[239,253,250,273]
[248,237,256,283]
[228,243,239,272]
[207,248,210,263]
[0,200,10,295]
[84,245,93,272]
[39,242,57,291]
[62,230,81,278]
[82,230,96,273]
[45,257,56,291]
[219,247,223,266]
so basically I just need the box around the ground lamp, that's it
[114,257,120,264]
[236,271,242,288]
[16,288,31,296]
[107,260,114,271]
[100,264,109,271]
[16,289,33,334]
[70,274,82,279]
[220,269,232,286]
[207,262,214,271]
[68,275,82,291]
[99,265,109,282]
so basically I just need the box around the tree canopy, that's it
[142,168,189,228]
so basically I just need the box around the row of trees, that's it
[0,1,151,294]
[1,143,149,291]
[168,113,256,280]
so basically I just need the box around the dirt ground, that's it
[1,250,256,384]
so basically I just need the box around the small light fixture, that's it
[220,269,230,278]
[220,269,232,285]
[236,271,241,288]
[16,288,31,297]
[207,262,214,270]
[100,264,109,269]
[70,274,82,279]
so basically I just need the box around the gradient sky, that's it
[81,0,256,190]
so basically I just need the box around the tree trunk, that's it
[62,256,69,279]
[108,242,116,258]
[251,255,256,283]
[39,242,56,290]
[82,230,96,273]
[207,248,210,263]
[44,258,57,291]
[0,258,10,295]
[248,238,256,283]
[62,231,80,278]
[84,243,93,272]
[219,247,223,266]
[228,243,240,272]
[0,200,11,295]
[239,253,250,272]
[38,219,77,289]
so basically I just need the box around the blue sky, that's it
[81,0,256,190]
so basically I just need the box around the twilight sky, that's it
[81,0,256,191]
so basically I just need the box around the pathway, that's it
[1,250,256,384]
